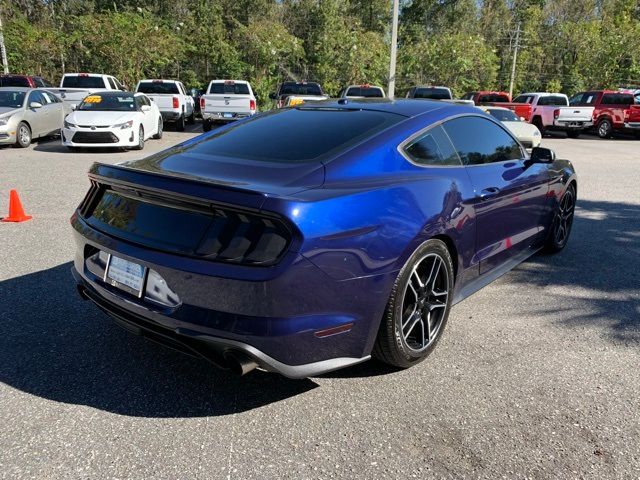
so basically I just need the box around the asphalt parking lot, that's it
[1,125,639,479]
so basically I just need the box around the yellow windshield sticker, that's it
[84,95,103,103]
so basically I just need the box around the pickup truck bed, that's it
[201,80,256,131]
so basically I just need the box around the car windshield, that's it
[186,108,403,163]
[0,91,26,108]
[280,83,323,95]
[78,93,136,111]
[487,109,520,122]
[209,82,250,94]
[346,87,384,98]
[137,82,179,94]
[62,76,106,88]
[413,88,451,99]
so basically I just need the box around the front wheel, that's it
[373,239,454,368]
[545,184,576,253]
[597,119,612,139]
[132,125,144,150]
[15,122,32,148]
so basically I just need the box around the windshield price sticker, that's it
[84,95,103,103]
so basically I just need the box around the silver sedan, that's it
[0,87,67,148]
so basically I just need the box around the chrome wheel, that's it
[17,123,31,148]
[553,187,575,246]
[400,253,449,353]
[598,120,612,138]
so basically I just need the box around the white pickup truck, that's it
[513,92,594,138]
[48,73,126,109]
[135,79,195,131]
[200,80,256,132]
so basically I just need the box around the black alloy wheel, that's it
[374,239,454,368]
[545,184,576,253]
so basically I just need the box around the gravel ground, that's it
[0,126,639,479]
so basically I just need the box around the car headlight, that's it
[64,120,77,129]
[0,116,10,127]
[112,120,133,130]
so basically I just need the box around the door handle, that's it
[480,187,501,200]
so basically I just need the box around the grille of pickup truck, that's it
[78,183,292,266]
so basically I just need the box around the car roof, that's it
[0,86,32,92]
[299,98,474,118]
[518,92,567,97]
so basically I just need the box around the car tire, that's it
[597,119,612,139]
[187,110,195,125]
[532,117,545,136]
[373,239,454,368]
[176,113,185,132]
[203,120,212,132]
[15,122,32,148]
[153,118,163,139]
[544,184,576,253]
[132,125,144,150]
[566,130,581,139]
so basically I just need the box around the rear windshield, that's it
[478,94,509,103]
[208,82,250,95]
[0,90,26,108]
[62,76,106,89]
[78,93,136,111]
[187,108,403,163]
[0,76,30,87]
[137,82,179,94]
[601,93,634,105]
[280,83,323,96]
[413,88,452,100]
[345,87,385,98]
[487,109,519,122]
[537,96,568,106]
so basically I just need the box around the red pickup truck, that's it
[569,90,636,138]
[461,91,533,122]
[624,104,640,138]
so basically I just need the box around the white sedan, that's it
[481,106,541,148]
[62,92,162,150]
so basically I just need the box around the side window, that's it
[113,78,124,90]
[403,125,461,167]
[443,116,522,166]
[135,96,145,110]
[602,94,615,105]
[40,91,57,104]
[107,77,117,90]
[28,91,46,106]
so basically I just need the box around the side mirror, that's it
[529,147,556,163]
[268,92,276,100]
[141,105,151,112]
[30,101,43,109]
[70,104,77,111]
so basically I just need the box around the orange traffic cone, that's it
[2,190,32,223]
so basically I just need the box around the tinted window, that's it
[512,95,533,104]
[0,76,30,87]
[412,87,452,100]
[537,96,568,106]
[28,91,47,106]
[570,92,597,106]
[461,92,476,100]
[443,116,522,165]
[209,82,250,94]
[404,125,461,166]
[487,109,520,122]
[478,94,509,103]
[280,83,323,95]
[0,90,26,108]
[137,81,179,94]
[345,87,385,98]
[78,93,136,111]
[62,75,106,88]
[187,108,403,163]
[602,93,633,105]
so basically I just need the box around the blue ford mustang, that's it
[71,99,577,378]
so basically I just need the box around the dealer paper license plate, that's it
[104,254,146,297]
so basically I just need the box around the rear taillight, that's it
[172,97,179,109]
[200,97,205,109]
[250,99,256,111]
[553,109,560,119]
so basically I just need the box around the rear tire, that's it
[203,119,212,132]
[15,122,32,148]
[153,118,163,139]
[532,117,545,136]
[566,130,581,139]
[373,239,454,369]
[187,110,195,125]
[597,119,612,139]
[176,113,185,131]
[545,184,576,253]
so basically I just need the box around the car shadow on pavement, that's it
[506,198,640,344]
[0,262,317,418]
